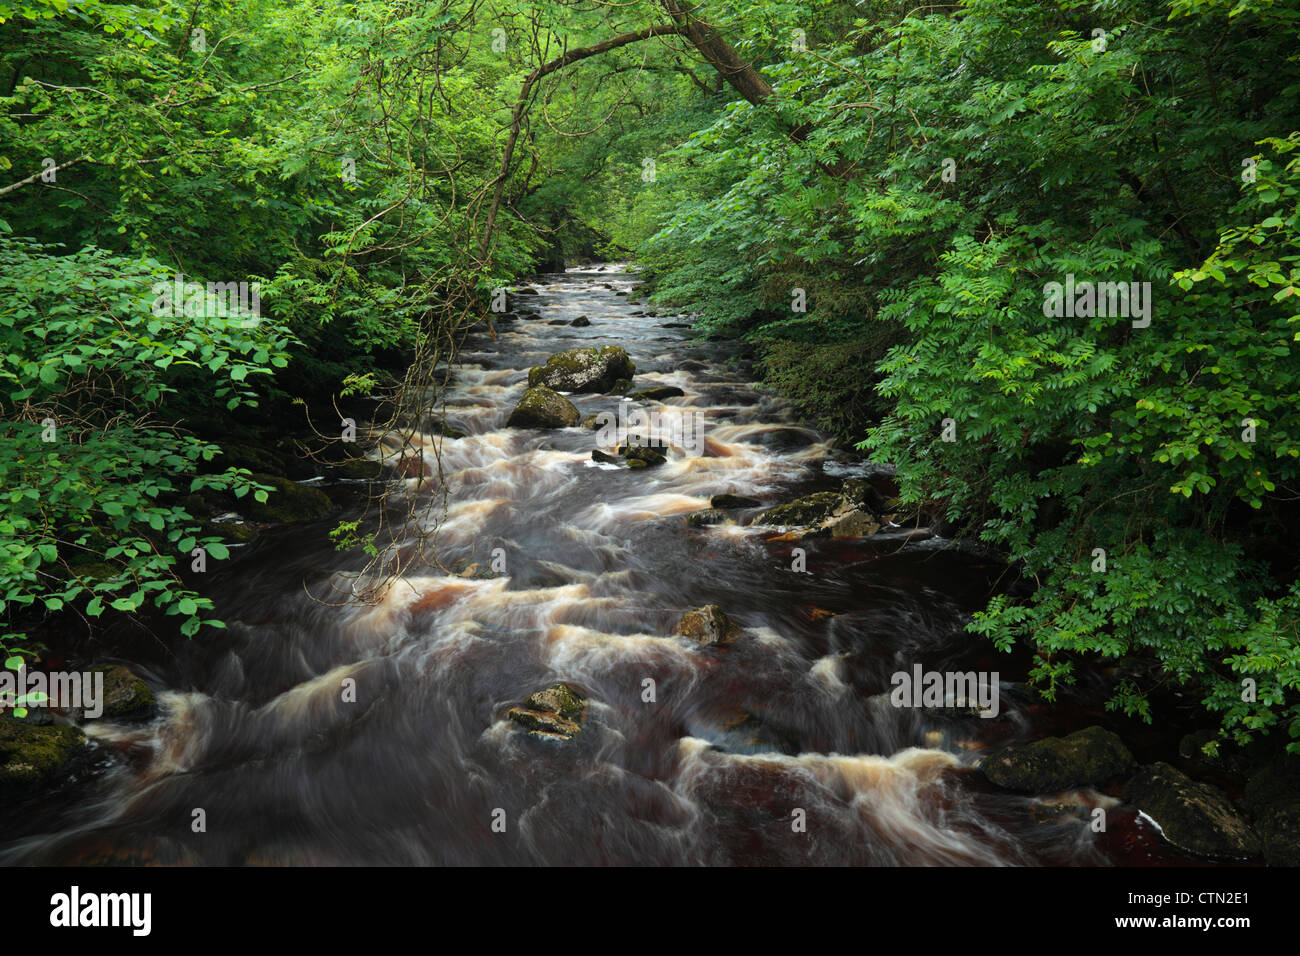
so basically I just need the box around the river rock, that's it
[686,509,730,527]
[756,492,843,527]
[571,316,591,327]
[592,449,622,465]
[90,666,156,721]
[710,494,761,509]
[629,386,685,401]
[527,346,636,394]
[506,683,587,739]
[515,287,540,296]
[0,717,88,792]
[674,605,743,645]
[248,474,333,524]
[505,387,580,429]
[1243,756,1300,865]
[1124,762,1261,859]
[619,445,666,467]
[840,477,887,513]
[980,726,1133,793]
[826,509,881,538]
[580,414,603,430]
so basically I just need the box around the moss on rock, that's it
[505,386,580,429]
[980,725,1133,793]
[247,474,333,524]
[1124,761,1261,860]
[0,717,87,790]
[526,346,635,394]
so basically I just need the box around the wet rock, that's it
[1124,762,1261,860]
[90,666,156,721]
[619,445,666,467]
[506,683,587,740]
[0,717,88,792]
[661,322,690,329]
[448,558,503,580]
[527,346,636,394]
[579,414,603,430]
[710,494,761,509]
[214,442,291,478]
[591,449,622,465]
[840,477,887,514]
[1243,756,1300,865]
[609,378,633,395]
[980,726,1133,793]
[571,316,591,327]
[515,287,540,296]
[506,387,580,429]
[629,386,685,401]
[329,457,386,480]
[686,509,730,527]
[826,509,881,539]
[756,492,843,527]
[248,474,333,524]
[547,319,568,325]
[674,605,743,645]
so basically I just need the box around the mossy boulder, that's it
[247,474,333,524]
[1124,762,1261,859]
[329,457,386,480]
[674,605,743,646]
[527,346,636,394]
[840,478,887,513]
[201,518,258,543]
[90,666,156,722]
[980,726,1133,793]
[0,717,87,791]
[1243,756,1300,865]
[505,387,580,429]
[592,449,622,465]
[826,509,881,538]
[213,442,290,478]
[756,492,844,527]
[506,683,588,740]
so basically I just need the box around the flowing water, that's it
[3,264,1177,866]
